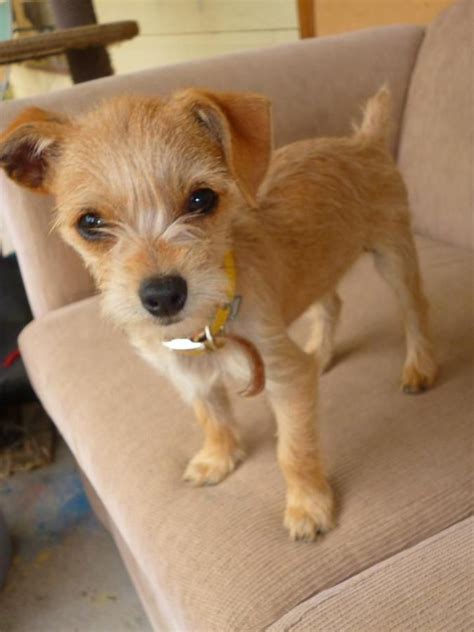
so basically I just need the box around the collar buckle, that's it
[228,295,242,321]
[203,326,219,351]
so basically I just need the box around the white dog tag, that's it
[162,338,206,351]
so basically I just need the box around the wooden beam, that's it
[0,21,138,66]
[297,0,316,38]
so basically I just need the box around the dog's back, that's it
[254,87,407,319]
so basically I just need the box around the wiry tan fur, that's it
[0,86,438,540]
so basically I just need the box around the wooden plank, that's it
[108,29,299,74]
[0,21,138,65]
[316,0,454,36]
[297,0,315,38]
[95,0,298,36]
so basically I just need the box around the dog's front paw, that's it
[284,485,335,541]
[183,448,245,486]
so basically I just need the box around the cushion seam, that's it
[394,27,426,162]
[265,513,473,632]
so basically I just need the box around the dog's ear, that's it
[0,107,71,193]
[185,90,272,207]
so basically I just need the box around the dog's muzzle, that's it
[139,275,187,318]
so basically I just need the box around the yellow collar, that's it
[162,251,240,354]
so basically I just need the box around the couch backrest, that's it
[1,24,424,317]
[398,0,473,250]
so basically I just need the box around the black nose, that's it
[139,275,187,318]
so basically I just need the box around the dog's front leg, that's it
[264,336,334,540]
[183,383,244,486]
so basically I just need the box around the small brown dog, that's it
[0,86,437,540]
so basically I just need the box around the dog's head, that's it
[0,90,272,338]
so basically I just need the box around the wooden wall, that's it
[95,0,299,74]
[308,0,455,37]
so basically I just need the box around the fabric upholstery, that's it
[0,24,424,318]
[19,236,474,630]
[80,471,172,631]
[398,0,473,249]
[269,517,474,632]
[0,181,96,316]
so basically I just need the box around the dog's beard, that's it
[100,283,227,343]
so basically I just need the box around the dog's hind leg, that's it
[304,291,342,373]
[372,226,438,393]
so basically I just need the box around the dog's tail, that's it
[353,84,393,146]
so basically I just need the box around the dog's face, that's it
[0,90,272,338]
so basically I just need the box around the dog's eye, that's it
[77,211,108,240]
[187,188,218,215]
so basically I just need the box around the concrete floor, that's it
[0,436,152,632]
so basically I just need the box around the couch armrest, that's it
[398,0,472,250]
[1,24,424,317]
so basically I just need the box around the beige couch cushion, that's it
[398,0,473,249]
[1,24,424,318]
[19,236,473,630]
[269,517,474,632]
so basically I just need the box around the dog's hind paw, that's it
[402,350,438,394]
[183,448,245,486]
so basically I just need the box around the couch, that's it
[1,0,472,629]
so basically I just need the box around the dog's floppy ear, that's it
[0,107,70,193]
[185,90,272,207]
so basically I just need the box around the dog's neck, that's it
[161,252,265,397]
[162,251,241,354]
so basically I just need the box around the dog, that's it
[0,86,438,540]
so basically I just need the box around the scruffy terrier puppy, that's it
[0,86,437,540]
